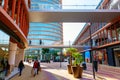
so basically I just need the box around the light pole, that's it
[89,23,95,79]
[57,49,62,68]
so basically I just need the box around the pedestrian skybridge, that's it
[29,45,90,49]
[29,4,120,22]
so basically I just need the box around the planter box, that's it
[72,66,83,78]
[67,65,72,74]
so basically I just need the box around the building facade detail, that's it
[74,0,120,67]
[0,0,30,74]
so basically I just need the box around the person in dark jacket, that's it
[18,60,25,76]
[93,60,98,72]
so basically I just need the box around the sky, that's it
[62,0,101,44]
[63,23,85,45]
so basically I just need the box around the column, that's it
[16,0,21,25]
[20,7,23,28]
[106,47,116,66]
[15,49,25,66]
[11,0,16,19]
[3,0,8,11]
[19,49,25,61]
[15,51,19,67]
[8,42,17,72]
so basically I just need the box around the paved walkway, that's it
[8,62,120,80]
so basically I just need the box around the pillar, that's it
[8,42,17,72]
[3,0,8,11]
[16,0,21,25]
[11,0,16,19]
[15,51,19,67]
[19,49,25,61]
[15,49,25,66]
[106,47,116,66]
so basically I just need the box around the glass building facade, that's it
[28,22,63,45]
[26,0,63,60]
[28,0,63,46]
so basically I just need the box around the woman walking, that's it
[18,60,25,76]
[33,60,39,76]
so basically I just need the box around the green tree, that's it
[49,49,59,61]
[72,52,83,66]
[42,48,49,60]
[66,48,78,65]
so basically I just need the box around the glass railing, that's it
[30,4,120,11]
[30,4,97,10]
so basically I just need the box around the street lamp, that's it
[57,50,62,68]
[89,23,95,79]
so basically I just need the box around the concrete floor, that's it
[10,62,120,80]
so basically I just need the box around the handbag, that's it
[39,67,41,72]
[31,68,34,76]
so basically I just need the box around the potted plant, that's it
[72,52,83,78]
[65,48,78,74]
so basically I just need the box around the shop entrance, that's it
[115,53,120,67]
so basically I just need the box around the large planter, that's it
[79,66,83,78]
[72,66,83,78]
[67,65,72,74]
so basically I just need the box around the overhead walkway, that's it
[28,44,90,49]
[29,3,120,23]
[29,1,120,22]
[29,9,120,22]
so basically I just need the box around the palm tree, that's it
[66,48,78,65]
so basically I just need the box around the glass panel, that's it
[0,30,9,78]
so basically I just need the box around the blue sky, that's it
[62,0,101,44]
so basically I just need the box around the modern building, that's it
[0,0,30,76]
[26,0,63,60]
[1,0,120,79]
[73,0,120,67]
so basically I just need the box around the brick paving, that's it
[10,62,120,80]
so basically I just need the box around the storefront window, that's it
[93,49,108,65]
[0,30,9,76]
[117,27,120,41]
[85,51,90,63]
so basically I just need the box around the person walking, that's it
[93,60,98,72]
[18,60,25,76]
[33,60,38,76]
